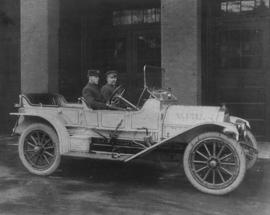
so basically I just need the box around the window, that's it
[220,0,269,14]
[113,8,160,26]
[218,30,262,69]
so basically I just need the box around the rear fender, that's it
[12,113,70,154]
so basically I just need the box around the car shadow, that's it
[56,157,168,185]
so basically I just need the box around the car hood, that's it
[163,105,225,126]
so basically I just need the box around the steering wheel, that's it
[108,85,126,105]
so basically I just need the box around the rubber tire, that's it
[244,130,258,170]
[183,132,246,195]
[18,123,61,176]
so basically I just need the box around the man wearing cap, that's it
[101,70,118,102]
[82,70,107,110]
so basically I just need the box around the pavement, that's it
[0,136,270,215]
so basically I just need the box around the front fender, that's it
[10,113,70,154]
[175,122,240,142]
[125,122,239,162]
[230,116,251,129]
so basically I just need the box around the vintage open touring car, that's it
[10,66,258,195]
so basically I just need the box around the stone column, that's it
[20,0,59,93]
[161,0,201,105]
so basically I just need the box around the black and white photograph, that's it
[0,0,270,214]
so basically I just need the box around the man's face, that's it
[107,74,117,86]
[89,76,99,85]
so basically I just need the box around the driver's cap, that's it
[87,69,100,77]
[105,70,118,77]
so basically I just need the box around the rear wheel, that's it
[183,132,246,195]
[18,123,61,175]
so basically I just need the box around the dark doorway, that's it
[59,0,161,103]
[90,27,161,103]
[203,0,270,140]
[87,3,161,103]
[0,1,20,135]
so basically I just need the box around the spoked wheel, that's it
[183,132,246,195]
[18,123,61,175]
[241,130,258,170]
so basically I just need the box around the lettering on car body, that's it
[176,112,215,121]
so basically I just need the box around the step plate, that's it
[63,151,132,161]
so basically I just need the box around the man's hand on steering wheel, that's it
[107,85,125,106]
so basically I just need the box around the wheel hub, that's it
[34,146,42,153]
[209,159,218,168]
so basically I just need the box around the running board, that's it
[123,131,187,162]
[63,151,133,161]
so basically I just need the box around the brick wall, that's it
[20,0,59,94]
[161,0,201,105]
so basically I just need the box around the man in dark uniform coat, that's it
[101,70,118,102]
[82,70,107,109]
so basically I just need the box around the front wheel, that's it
[18,123,61,175]
[241,130,258,170]
[183,132,246,195]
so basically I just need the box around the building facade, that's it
[0,0,270,141]
[0,0,20,135]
